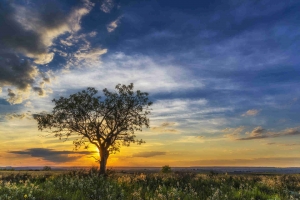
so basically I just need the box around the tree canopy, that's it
[34,83,152,174]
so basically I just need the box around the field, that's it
[1,168,300,200]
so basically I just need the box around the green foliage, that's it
[0,168,14,171]
[1,170,299,199]
[161,165,172,173]
[43,166,51,171]
[34,83,152,174]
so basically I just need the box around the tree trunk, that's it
[99,147,109,175]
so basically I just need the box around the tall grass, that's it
[1,169,300,199]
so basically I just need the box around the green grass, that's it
[1,169,300,199]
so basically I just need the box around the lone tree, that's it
[34,83,152,174]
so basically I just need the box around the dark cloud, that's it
[9,148,96,163]
[0,2,46,57]
[0,1,47,102]
[32,87,45,96]
[0,53,37,91]
[0,0,93,103]
[132,151,166,158]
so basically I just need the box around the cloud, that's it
[0,54,38,89]
[2,0,93,64]
[266,142,300,147]
[222,126,245,140]
[9,148,96,163]
[6,88,28,104]
[100,0,114,13]
[53,52,204,92]
[196,135,205,139]
[174,135,222,144]
[5,112,32,120]
[237,126,300,140]
[245,126,266,137]
[59,32,107,70]
[0,0,94,103]
[187,157,300,166]
[242,109,260,116]
[132,151,166,158]
[152,98,208,117]
[74,48,107,62]
[107,16,122,32]
[151,122,179,134]
[24,101,33,108]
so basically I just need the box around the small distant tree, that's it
[43,166,51,171]
[34,83,152,175]
[161,165,172,173]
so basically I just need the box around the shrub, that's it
[43,166,52,171]
[161,165,172,173]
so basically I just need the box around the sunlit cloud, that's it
[5,112,32,121]
[222,126,245,140]
[0,0,300,168]
[0,0,94,103]
[184,157,300,167]
[151,122,179,134]
[107,16,122,32]
[172,135,222,144]
[132,151,167,158]
[242,109,260,116]
[237,126,300,140]
[52,53,204,93]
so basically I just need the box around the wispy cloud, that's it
[107,16,122,32]
[132,151,166,158]
[74,48,107,62]
[238,126,300,140]
[186,157,300,166]
[52,53,204,93]
[173,135,208,143]
[100,0,114,13]
[266,142,300,147]
[151,122,179,134]
[242,109,260,116]
[222,126,245,140]
[58,31,107,71]
[5,112,32,121]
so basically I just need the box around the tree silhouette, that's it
[34,83,152,174]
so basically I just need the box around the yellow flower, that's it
[24,194,28,198]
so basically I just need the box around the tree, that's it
[43,166,52,171]
[161,165,172,173]
[34,83,152,174]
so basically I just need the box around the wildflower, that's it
[24,194,28,199]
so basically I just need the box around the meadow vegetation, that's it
[1,168,300,200]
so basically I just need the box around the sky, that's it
[0,0,300,168]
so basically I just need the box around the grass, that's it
[1,169,300,199]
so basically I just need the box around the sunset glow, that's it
[0,0,300,168]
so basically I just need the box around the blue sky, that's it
[0,0,300,167]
